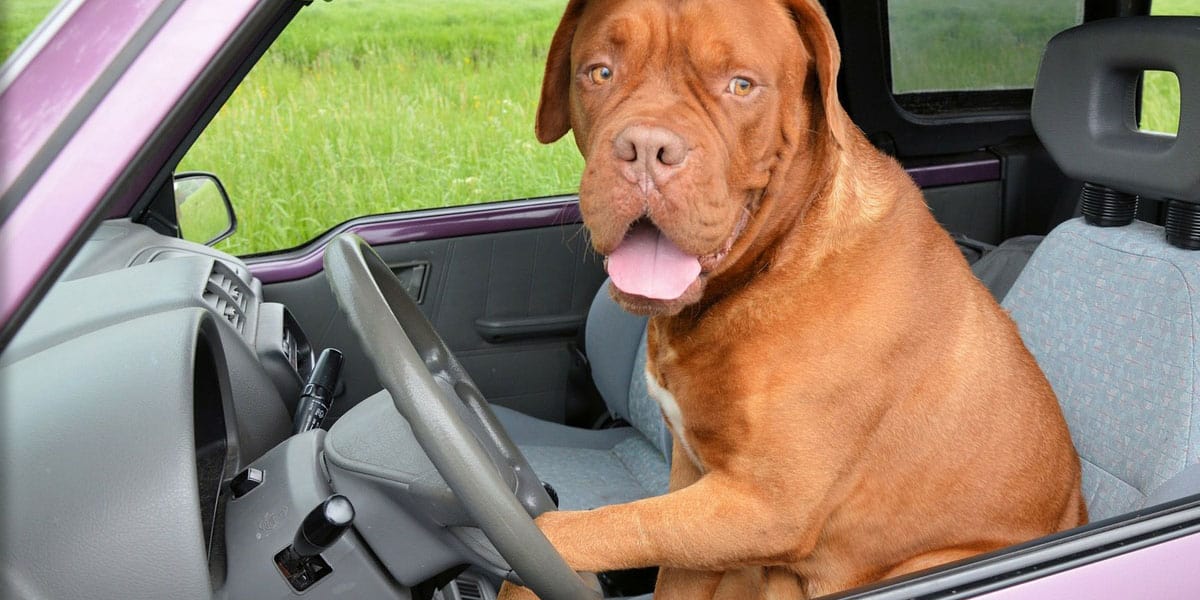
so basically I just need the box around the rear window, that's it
[886,0,1084,114]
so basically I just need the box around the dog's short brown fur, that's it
[502,1,1086,597]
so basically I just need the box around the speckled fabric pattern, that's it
[484,281,676,511]
[627,329,674,461]
[613,434,671,496]
[506,331,676,508]
[1003,218,1200,520]
[518,437,669,511]
[492,404,670,510]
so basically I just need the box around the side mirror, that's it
[174,171,237,246]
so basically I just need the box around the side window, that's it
[886,0,1084,113]
[179,1,579,256]
[1140,0,1199,135]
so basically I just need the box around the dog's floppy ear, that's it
[786,0,851,148]
[536,0,588,144]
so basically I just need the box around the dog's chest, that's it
[644,369,704,470]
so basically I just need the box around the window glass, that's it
[179,0,580,256]
[1141,0,1200,135]
[2,0,63,61]
[887,0,1084,95]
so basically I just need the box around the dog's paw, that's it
[497,581,541,600]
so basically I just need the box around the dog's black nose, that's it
[614,125,689,192]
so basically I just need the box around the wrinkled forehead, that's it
[572,0,805,75]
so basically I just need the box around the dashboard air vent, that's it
[203,263,249,333]
[454,577,483,600]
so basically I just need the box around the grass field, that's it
[888,0,1082,94]
[2,0,1194,256]
[178,0,584,255]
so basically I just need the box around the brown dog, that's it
[502,0,1086,597]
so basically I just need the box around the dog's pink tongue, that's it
[607,222,701,300]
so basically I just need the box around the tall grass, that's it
[888,0,1082,94]
[178,0,583,255]
[1141,0,1199,134]
[0,0,59,61]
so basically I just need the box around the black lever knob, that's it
[292,494,355,557]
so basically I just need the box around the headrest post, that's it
[1165,201,1200,250]
[1079,183,1138,228]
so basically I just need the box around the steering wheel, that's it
[323,233,601,600]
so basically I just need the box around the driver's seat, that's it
[490,284,671,510]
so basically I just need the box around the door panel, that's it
[924,180,1003,245]
[262,223,605,425]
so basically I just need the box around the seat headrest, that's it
[1031,17,1200,204]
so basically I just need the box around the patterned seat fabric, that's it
[494,283,670,511]
[1004,218,1200,520]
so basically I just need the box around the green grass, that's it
[1,0,59,60]
[177,0,583,256]
[1142,0,1200,134]
[3,0,1196,255]
[888,0,1082,94]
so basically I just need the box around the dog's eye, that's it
[589,66,613,85]
[728,77,754,96]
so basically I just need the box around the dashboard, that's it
[0,220,311,598]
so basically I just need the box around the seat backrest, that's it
[1005,16,1200,520]
[1004,220,1200,519]
[585,283,672,460]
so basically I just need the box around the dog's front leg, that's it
[498,473,793,600]
[655,437,724,598]
[538,472,803,573]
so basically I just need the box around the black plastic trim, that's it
[474,314,587,343]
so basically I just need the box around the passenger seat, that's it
[491,285,670,510]
[970,235,1044,301]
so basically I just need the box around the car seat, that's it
[1003,16,1200,520]
[491,286,671,510]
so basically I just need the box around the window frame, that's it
[830,0,1150,158]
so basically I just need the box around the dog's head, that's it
[538,0,853,316]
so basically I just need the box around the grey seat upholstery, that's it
[1003,16,1200,521]
[971,235,1043,301]
[1004,219,1200,519]
[494,283,670,510]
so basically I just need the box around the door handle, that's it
[389,261,429,303]
[474,314,586,343]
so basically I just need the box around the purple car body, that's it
[0,1,1196,598]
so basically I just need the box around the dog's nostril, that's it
[614,136,638,162]
[657,143,687,166]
